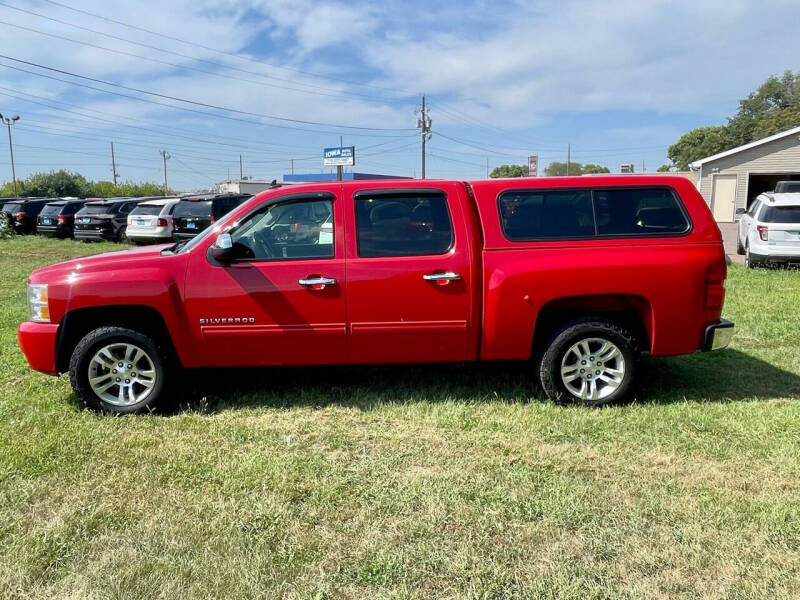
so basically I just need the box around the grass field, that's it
[1,235,799,600]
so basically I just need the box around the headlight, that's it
[27,283,50,322]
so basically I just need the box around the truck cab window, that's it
[355,193,453,257]
[229,198,334,260]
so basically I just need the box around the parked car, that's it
[18,176,733,414]
[737,191,800,268]
[774,181,800,193]
[0,198,49,234]
[126,198,180,244]
[36,199,86,238]
[73,198,140,242]
[171,193,252,241]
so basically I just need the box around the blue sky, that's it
[0,0,799,190]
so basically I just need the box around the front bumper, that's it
[703,319,735,351]
[17,321,59,375]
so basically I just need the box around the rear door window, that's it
[594,188,689,235]
[499,189,594,240]
[355,192,453,257]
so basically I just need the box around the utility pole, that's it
[336,135,343,181]
[566,143,571,176]
[110,141,118,185]
[642,159,645,173]
[416,95,431,179]
[0,113,20,195]
[291,159,294,175]
[486,157,489,178]
[159,150,171,194]
[239,154,243,179]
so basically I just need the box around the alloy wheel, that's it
[560,337,626,402]
[87,342,156,406]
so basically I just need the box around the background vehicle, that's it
[73,198,140,242]
[0,198,49,234]
[774,181,800,193]
[171,193,251,241]
[737,192,800,267]
[36,199,86,238]
[18,176,732,414]
[126,198,180,244]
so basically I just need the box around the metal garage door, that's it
[712,174,737,222]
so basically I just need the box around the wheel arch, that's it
[531,293,653,361]
[56,304,181,374]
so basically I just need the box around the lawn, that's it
[0,235,799,600]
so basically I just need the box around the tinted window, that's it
[230,198,333,260]
[40,204,63,217]
[2,202,22,214]
[499,189,594,240]
[748,199,762,217]
[131,204,163,216]
[80,204,113,215]
[760,205,800,223]
[63,202,84,215]
[594,188,688,235]
[355,193,453,257]
[174,200,212,217]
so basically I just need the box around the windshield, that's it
[761,205,800,223]
[80,204,116,215]
[174,200,212,217]
[40,204,64,216]
[131,204,163,216]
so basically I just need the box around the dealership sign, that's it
[323,146,355,166]
[528,155,538,177]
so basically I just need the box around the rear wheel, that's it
[69,326,169,414]
[745,242,757,269]
[117,226,128,243]
[539,318,638,406]
[736,235,744,255]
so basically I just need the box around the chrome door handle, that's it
[423,271,461,282]
[298,276,337,288]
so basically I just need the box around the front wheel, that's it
[69,326,168,414]
[539,318,639,406]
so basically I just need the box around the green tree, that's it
[657,164,673,172]
[667,126,733,171]
[0,171,170,198]
[489,164,529,178]
[751,105,800,139]
[727,70,800,145]
[544,161,582,176]
[581,163,610,174]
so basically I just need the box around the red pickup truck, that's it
[18,176,733,413]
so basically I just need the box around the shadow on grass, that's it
[158,349,799,414]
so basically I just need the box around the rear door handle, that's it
[299,276,337,289]
[423,271,461,282]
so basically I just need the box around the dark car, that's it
[774,181,800,193]
[172,193,252,241]
[73,198,140,242]
[0,198,49,234]
[36,199,87,238]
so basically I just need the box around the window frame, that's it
[226,192,337,263]
[352,188,455,258]
[496,185,693,242]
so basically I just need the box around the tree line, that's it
[490,162,609,178]
[0,170,170,198]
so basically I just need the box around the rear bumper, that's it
[17,321,59,375]
[749,251,800,265]
[128,231,171,243]
[37,225,70,238]
[74,229,114,241]
[702,319,735,352]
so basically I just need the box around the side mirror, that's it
[210,233,236,263]
[735,208,746,215]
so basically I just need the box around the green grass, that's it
[1,235,799,599]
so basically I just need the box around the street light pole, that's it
[0,113,20,195]
[159,150,171,195]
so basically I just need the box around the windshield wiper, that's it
[161,240,188,255]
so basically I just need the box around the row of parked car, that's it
[0,193,253,244]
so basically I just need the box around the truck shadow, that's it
[170,349,800,413]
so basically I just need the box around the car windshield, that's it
[173,200,212,217]
[39,204,64,216]
[80,204,115,215]
[131,204,163,216]
[761,205,800,223]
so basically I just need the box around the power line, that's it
[0,54,415,133]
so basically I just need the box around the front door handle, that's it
[299,276,337,289]
[423,271,461,282]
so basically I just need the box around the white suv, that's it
[127,198,181,244]
[737,192,800,268]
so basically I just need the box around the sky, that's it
[0,0,798,191]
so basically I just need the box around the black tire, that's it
[117,226,128,243]
[539,317,639,407]
[745,243,756,269]
[736,235,744,255]
[69,326,169,414]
